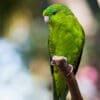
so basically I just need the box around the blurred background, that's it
[0,0,100,100]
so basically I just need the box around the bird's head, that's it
[43,4,73,26]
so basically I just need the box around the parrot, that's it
[43,4,85,100]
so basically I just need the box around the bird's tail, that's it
[53,88,68,100]
[53,93,67,100]
[50,61,68,100]
[53,78,68,100]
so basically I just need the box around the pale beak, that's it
[44,16,49,24]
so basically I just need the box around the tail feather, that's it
[53,75,68,100]
[50,58,68,100]
[53,87,68,100]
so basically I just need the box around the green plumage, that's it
[43,4,85,100]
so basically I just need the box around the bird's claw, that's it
[66,64,73,77]
[51,55,74,77]
[52,55,67,66]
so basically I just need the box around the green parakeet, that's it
[43,4,85,100]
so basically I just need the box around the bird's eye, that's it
[52,10,57,15]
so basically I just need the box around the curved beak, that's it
[44,16,49,24]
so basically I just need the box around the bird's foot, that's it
[52,55,73,78]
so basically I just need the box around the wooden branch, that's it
[52,56,83,100]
